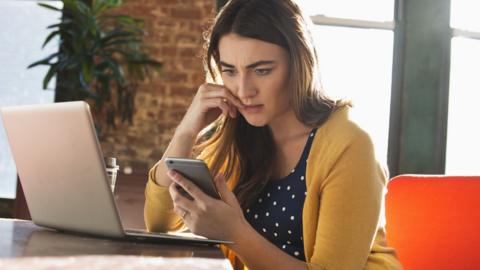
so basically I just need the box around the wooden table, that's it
[0,218,232,270]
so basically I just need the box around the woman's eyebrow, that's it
[219,60,276,69]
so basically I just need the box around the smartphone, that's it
[165,157,221,200]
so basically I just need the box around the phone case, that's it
[165,157,221,199]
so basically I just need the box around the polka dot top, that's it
[244,128,317,260]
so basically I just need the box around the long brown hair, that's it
[195,0,344,209]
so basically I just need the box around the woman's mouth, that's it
[243,104,264,114]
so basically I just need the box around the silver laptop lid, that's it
[1,101,124,238]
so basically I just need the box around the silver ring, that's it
[181,210,188,219]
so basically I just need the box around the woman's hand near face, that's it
[167,170,248,241]
[176,83,245,137]
[152,84,243,188]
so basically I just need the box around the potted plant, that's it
[28,0,161,132]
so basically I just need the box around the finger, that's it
[173,205,194,225]
[218,99,233,118]
[220,98,238,118]
[200,85,244,117]
[224,99,235,118]
[168,181,191,201]
[203,83,230,92]
[172,204,187,219]
[167,170,209,203]
[204,99,231,118]
[214,173,237,205]
[169,182,197,213]
[203,87,245,109]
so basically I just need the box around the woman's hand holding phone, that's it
[166,169,248,242]
[164,157,221,199]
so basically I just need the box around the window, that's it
[0,1,61,198]
[298,0,394,22]
[445,1,480,175]
[296,0,395,163]
[450,0,480,32]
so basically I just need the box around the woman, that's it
[144,0,402,269]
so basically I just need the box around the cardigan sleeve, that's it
[307,130,386,270]
[144,163,184,232]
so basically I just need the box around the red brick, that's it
[171,86,196,95]
[175,34,200,44]
[155,33,172,43]
[174,59,203,71]
[160,46,177,55]
[179,47,200,57]
[161,71,188,82]
[171,7,203,20]
[190,73,206,84]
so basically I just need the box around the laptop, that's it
[0,101,231,245]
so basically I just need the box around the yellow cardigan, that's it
[144,107,403,270]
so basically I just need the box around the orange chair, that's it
[385,174,480,270]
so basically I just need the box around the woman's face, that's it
[218,33,291,127]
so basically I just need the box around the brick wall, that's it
[99,0,217,174]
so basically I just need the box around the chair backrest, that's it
[386,174,480,270]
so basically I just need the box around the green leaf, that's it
[37,3,62,12]
[46,19,74,29]
[104,38,142,48]
[28,52,60,68]
[92,1,118,15]
[100,15,143,27]
[43,64,59,89]
[62,0,81,16]
[81,61,94,85]
[99,29,137,44]
[78,72,92,92]
[42,30,61,48]
[75,0,91,16]
[104,57,125,86]
[57,55,79,71]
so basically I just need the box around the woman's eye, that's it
[255,69,271,76]
[221,69,236,76]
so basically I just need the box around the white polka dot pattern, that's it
[243,129,317,261]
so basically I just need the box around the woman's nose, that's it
[235,75,257,101]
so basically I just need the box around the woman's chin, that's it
[242,114,268,127]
